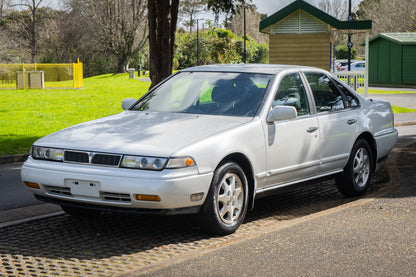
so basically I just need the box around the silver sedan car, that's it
[22,64,398,234]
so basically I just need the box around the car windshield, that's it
[131,72,271,117]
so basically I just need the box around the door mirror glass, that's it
[122,98,136,110]
[267,105,297,123]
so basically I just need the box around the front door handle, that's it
[347,119,357,125]
[307,127,319,133]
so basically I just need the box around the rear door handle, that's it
[347,119,357,125]
[307,127,319,133]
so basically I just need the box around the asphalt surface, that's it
[0,92,415,276]
[135,130,416,277]
[0,162,41,210]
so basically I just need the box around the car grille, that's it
[44,186,131,203]
[91,154,121,166]
[101,192,131,202]
[64,151,89,163]
[44,185,71,196]
[63,150,122,167]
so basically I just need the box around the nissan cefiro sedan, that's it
[22,64,398,234]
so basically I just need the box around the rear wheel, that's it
[60,205,100,217]
[197,162,248,235]
[336,139,373,196]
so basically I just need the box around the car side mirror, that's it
[267,105,297,123]
[122,98,136,110]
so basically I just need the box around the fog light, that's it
[25,182,40,189]
[136,194,161,202]
[190,192,204,202]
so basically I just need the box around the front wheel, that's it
[336,139,373,197]
[197,162,248,235]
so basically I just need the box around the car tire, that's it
[197,162,248,235]
[61,205,100,217]
[336,139,373,197]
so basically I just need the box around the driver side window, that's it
[305,73,345,113]
[273,73,310,116]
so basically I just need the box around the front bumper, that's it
[21,157,213,212]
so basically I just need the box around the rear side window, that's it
[305,73,344,113]
[334,80,359,108]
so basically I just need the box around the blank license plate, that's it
[65,179,100,198]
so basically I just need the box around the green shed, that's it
[368,33,416,85]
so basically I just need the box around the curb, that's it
[395,121,416,127]
[0,154,28,164]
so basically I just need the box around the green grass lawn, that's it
[358,88,416,94]
[1,73,415,156]
[392,105,416,113]
[0,73,150,156]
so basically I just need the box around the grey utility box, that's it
[128,68,135,79]
[16,71,45,89]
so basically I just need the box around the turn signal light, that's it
[25,182,40,189]
[135,194,161,202]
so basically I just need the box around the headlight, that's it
[32,146,64,161]
[121,155,167,170]
[165,157,196,169]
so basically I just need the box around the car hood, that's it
[34,111,253,157]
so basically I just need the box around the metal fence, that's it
[0,61,83,89]
[334,71,365,94]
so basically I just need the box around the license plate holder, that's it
[65,179,100,198]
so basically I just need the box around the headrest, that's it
[211,84,240,103]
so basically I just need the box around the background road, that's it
[0,162,40,210]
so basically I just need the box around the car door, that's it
[303,71,360,174]
[262,72,321,190]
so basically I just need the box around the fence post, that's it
[22,63,25,89]
[73,63,76,89]
[354,75,357,91]
[80,61,83,88]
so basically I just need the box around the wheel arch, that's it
[355,132,377,173]
[218,153,256,211]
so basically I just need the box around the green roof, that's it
[260,0,372,33]
[368,33,416,45]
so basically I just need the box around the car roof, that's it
[181,64,317,75]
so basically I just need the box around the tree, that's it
[179,0,206,32]
[173,27,268,69]
[0,0,11,21]
[356,0,416,33]
[148,0,179,88]
[1,3,54,63]
[335,45,357,59]
[228,4,268,44]
[8,0,46,62]
[77,0,148,73]
[207,0,247,26]
[149,0,249,88]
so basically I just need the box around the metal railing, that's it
[334,71,365,94]
[0,61,83,89]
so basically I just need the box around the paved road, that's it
[137,130,416,277]
[369,93,416,110]
[0,128,415,276]
[0,162,41,210]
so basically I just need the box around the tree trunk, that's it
[115,57,129,73]
[31,0,37,63]
[148,0,179,88]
